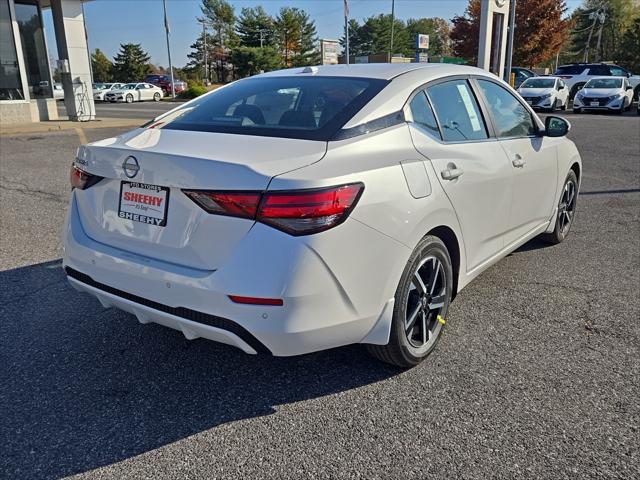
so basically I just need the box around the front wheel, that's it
[367,235,453,368]
[125,94,134,103]
[541,170,578,245]
[153,92,161,102]
[573,107,582,114]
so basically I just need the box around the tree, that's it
[231,46,282,77]
[340,15,414,58]
[186,31,217,81]
[451,0,572,67]
[567,0,640,63]
[274,7,319,67]
[237,6,275,47]
[91,48,113,82]
[405,17,452,57]
[112,43,151,82]
[615,16,640,73]
[200,0,238,82]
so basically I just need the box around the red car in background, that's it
[144,75,187,95]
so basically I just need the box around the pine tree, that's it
[199,0,238,82]
[237,6,275,48]
[615,16,640,73]
[91,48,113,83]
[112,44,151,82]
[274,7,319,67]
[405,18,452,57]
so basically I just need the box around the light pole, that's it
[163,0,175,99]
[504,0,516,83]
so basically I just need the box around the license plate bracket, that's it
[118,181,170,227]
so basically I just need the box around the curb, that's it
[1,118,147,136]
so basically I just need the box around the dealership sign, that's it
[320,39,339,65]
[416,34,429,50]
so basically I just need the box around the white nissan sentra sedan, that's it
[64,64,581,367]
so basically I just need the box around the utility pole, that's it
[584,7,604,63]
[200,20,208,84]
[344,0,349,64]
[389,0,395,62]
[163,0,175,99]
[504,0,516,83]
[594,10,606,61]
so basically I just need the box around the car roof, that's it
[257,63,483,81]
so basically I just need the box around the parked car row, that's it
[93,82,164,103]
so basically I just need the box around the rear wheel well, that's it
[426,226,460,299]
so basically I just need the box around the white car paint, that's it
[93,83,124,101]
[63,64,581,361]
[573,76,634,113]
[104,83,163,103]
[517,76,569,111]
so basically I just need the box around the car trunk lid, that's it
[74,128,326,270]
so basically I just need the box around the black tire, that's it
[367,235,453,368]
[573,108,582,114]
[125,94,134,103]
[541,170,578,245]
[153,92,161,102]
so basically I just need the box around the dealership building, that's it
[1,0,95,124]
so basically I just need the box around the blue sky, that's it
[43,0,584,68]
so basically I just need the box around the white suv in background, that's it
[573,77,635,114]
[518,76,569,112]
[555,63,640,100]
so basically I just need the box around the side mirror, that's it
[626,85,633,90]
[545,116,570,137]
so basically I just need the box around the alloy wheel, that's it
[405,256,446,349]
[558,179,576,236]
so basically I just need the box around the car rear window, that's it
[555,65,587,75]
[158,76,388,141]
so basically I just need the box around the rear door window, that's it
[426,80,488,142]
[408,91,441,139]
[587,65,611,76]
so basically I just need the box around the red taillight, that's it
[182,191,261,219]
[183,183,364,236]
[258,183,364,235]
[228,295,284,306]
[70,165,102,190]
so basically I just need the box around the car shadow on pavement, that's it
[0,260,400,480]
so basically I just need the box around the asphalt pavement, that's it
[0,110,638,479]
[57,100,182,120]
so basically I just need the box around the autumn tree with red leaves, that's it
[451,0,573,67]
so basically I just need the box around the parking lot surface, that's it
[58,100,181,120]
[1,111,638,479]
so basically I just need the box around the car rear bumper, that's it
[62,193,408,356]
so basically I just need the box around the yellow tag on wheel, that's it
[437,315,446,325]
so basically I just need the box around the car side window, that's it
[408,91,441,139]
[610,66,626,77]
[426,80,488,142]
[588,65,610,76]
[476,79,537,138]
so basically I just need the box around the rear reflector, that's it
[183,183,364,236]
[228,295,284,306]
